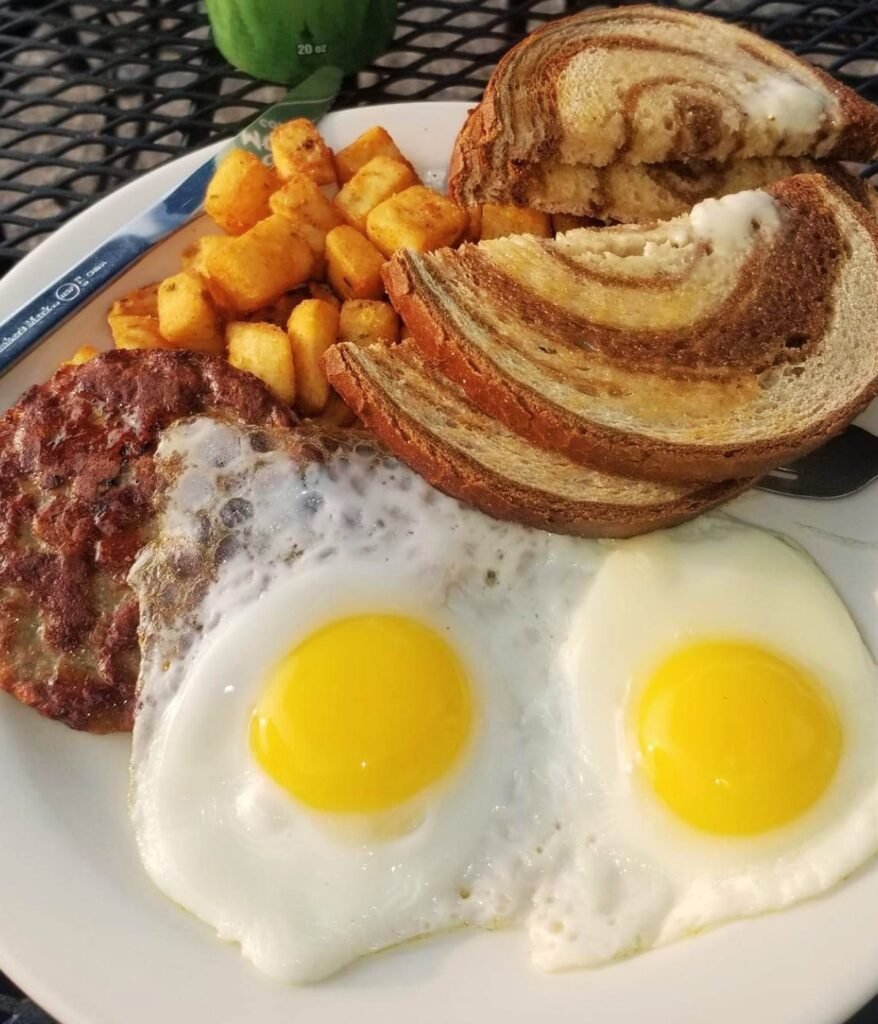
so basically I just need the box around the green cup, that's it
[206,0,398,85]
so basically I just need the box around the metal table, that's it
[0,1,877,1021]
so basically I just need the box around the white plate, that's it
[2,100,878,1024]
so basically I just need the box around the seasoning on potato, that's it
[334,156,418,232]
[325,225,386,301]
[204,215,313,313]
[334,126,411,185]
[157,272,225,355]
[270,119,336,186]
[366,185,468,257]
[205,149,279,235]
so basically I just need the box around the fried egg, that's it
[545,524,878,968]
[129,417,878,983]
[129,416,598,982]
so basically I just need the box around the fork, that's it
[756,425,878,498]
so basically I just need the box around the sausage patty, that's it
[0,349,293,732]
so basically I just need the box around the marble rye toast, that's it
[449,4,878,213]
[383,174,878,484]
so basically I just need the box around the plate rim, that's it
[1,98,878,1024]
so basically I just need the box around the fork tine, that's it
[754,425,878,499]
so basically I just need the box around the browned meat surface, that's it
[0,349,293,732]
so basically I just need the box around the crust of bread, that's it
[811,62,878,158]
[384,176,878,483]
[324,343,751,538]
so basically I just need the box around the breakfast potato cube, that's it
[157,271,224,355]
[271,119,336,186]
[246,290,305,327]
[190,237,242,313]
[552,213,595,234]
[463,206,482,243]
[269,171,344,261]
[108,285,170,350]
[334,157,418,232]
[366,186,468,257]
[334,126,411,185]
[226,321,295,404]
[287,298,340,415]
[205,149,279,235]
[338,299,400,348]
[112,283,159,318]
[181,235,226,280]
[108,314,171,351]
[315,390,356,427]
[308,281,340,309]
[64,344,100,367]
[204,215,313,314]
[325,225,386,300]
[480,203,552,240]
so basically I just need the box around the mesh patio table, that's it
[0,1,877,1021]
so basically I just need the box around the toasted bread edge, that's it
[324,343,751,537]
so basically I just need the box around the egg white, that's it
[129,417,601,982]
[543,520,878,969]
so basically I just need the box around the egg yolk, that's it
[249,614,472,813]
[635,640,842,835]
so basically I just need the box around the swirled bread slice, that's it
[384,174,878,483]
[448,5,878,206]
[467,155,878,223]
[323,341,748,537]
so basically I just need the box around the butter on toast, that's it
[324,341,749,537]
[449,6,878,207]
[385,175,878,483]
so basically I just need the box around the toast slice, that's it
[448,6,878,206]
[384,174,878,483]
[323,341,749,538]
[466,156,878,224]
